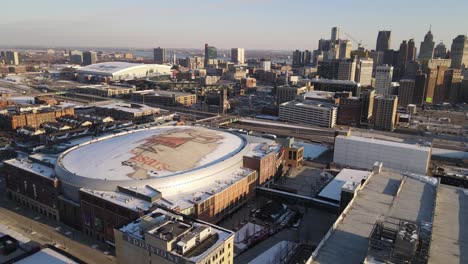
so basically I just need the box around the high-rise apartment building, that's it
[360,89,375,124]
[293,50,303,67]
[355,59,374,87]
[339,40,353,59]
[442,69,462,104]
[376,31,391,52]
[153,47,166,64]
[375,65,394,95]
[398,79,416,107]
[425,66,447,103]
[450,35,468,69]
[69,50,83,64]
[260,59,271,71]
[413,71,427,105]
[419,30,435,60]
[408,39,417,62]
[338,60,356,81]
[5,51,20,65]
[204,44,217,65]
[82,51,97,66]
[231,48,245,64]
[373,95,398,131]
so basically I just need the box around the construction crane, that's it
[343,31,367,49]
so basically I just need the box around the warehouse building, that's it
[309,162,467,264]
[333,135,431,175]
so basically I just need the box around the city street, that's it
[0,180,115,264]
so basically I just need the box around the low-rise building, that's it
[95,103,159,120]
[115,208,234,264]
[131,90,197,106]
[0,107,75,130]
[333,135,431,175]
[310,78,361,96]
[71,85,136,97]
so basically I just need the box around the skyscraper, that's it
[339,40,353,59]
[260,59,271,71]
[443,69,463,103]
[231,48,245,64]
[331,27,340,43]
[434,42,447,59]
[69,50,83,65]
[5,51,19,65]
[373,95,398,131]
[360,89,375,124]
[375,65,394,95]
[153,47,166,64]
[338,60,356,81]
[82,51,97,66]
[450,35,468,69]
[413,71,427,105]
[419,30,435,60]
[204,44,218,65]
[355,59,374,87]
[376,31,391,52]
[398,79,416,107]
[292,50,303,67]
[407,39,417,62]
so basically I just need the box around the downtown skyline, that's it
[1,0,467,50]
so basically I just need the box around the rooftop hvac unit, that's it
[394,221,419,258]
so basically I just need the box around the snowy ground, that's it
[295,141,329,159]
[248,240,298,264]
[432,148,468,160]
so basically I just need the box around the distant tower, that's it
[331,27,340,43]
[375,65,394,95]
[450,35,468,69]
[83,51,97,66]
[231,48,245,64]
[434,42,447,59]
[419,28,435,61]
[153,47,166,64]
[376,31,391,52]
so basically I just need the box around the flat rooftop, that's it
[132,89,192,97]
[13,248,80,264]
[337,135,432,152]
[80,189,151,212]
[318,169,371,202]
[77,62,170,75]
[311,169,438,264]
[429,185,468,264]
[311,78,360,86]
[280,99,337,109]
[95,103,159,114]
[119,208,233,263]
[4,158,55,179]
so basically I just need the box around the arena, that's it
[56,126,253,205]
[76,61,172,81]
[3,125,284,242]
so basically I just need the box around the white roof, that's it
[4,158,55,179]
[59,126,244,181]
[14,248,79,264]
[80,189,151,212]
[76,62,171,75]
[337,135,431,152]
[318,169,371,202]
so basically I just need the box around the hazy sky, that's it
[1,0,467,50]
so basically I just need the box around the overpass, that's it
[256,187,339,214]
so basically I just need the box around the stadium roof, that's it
[76,62,171,76]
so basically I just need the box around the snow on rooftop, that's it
[77,62,170,75]
[96,102,159,114]
[338,135,432,151]
[81,189,151,212]
[4,158,55,179]
[59,126,244,181]
[13,248,79,264]
[318,169,371,202]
